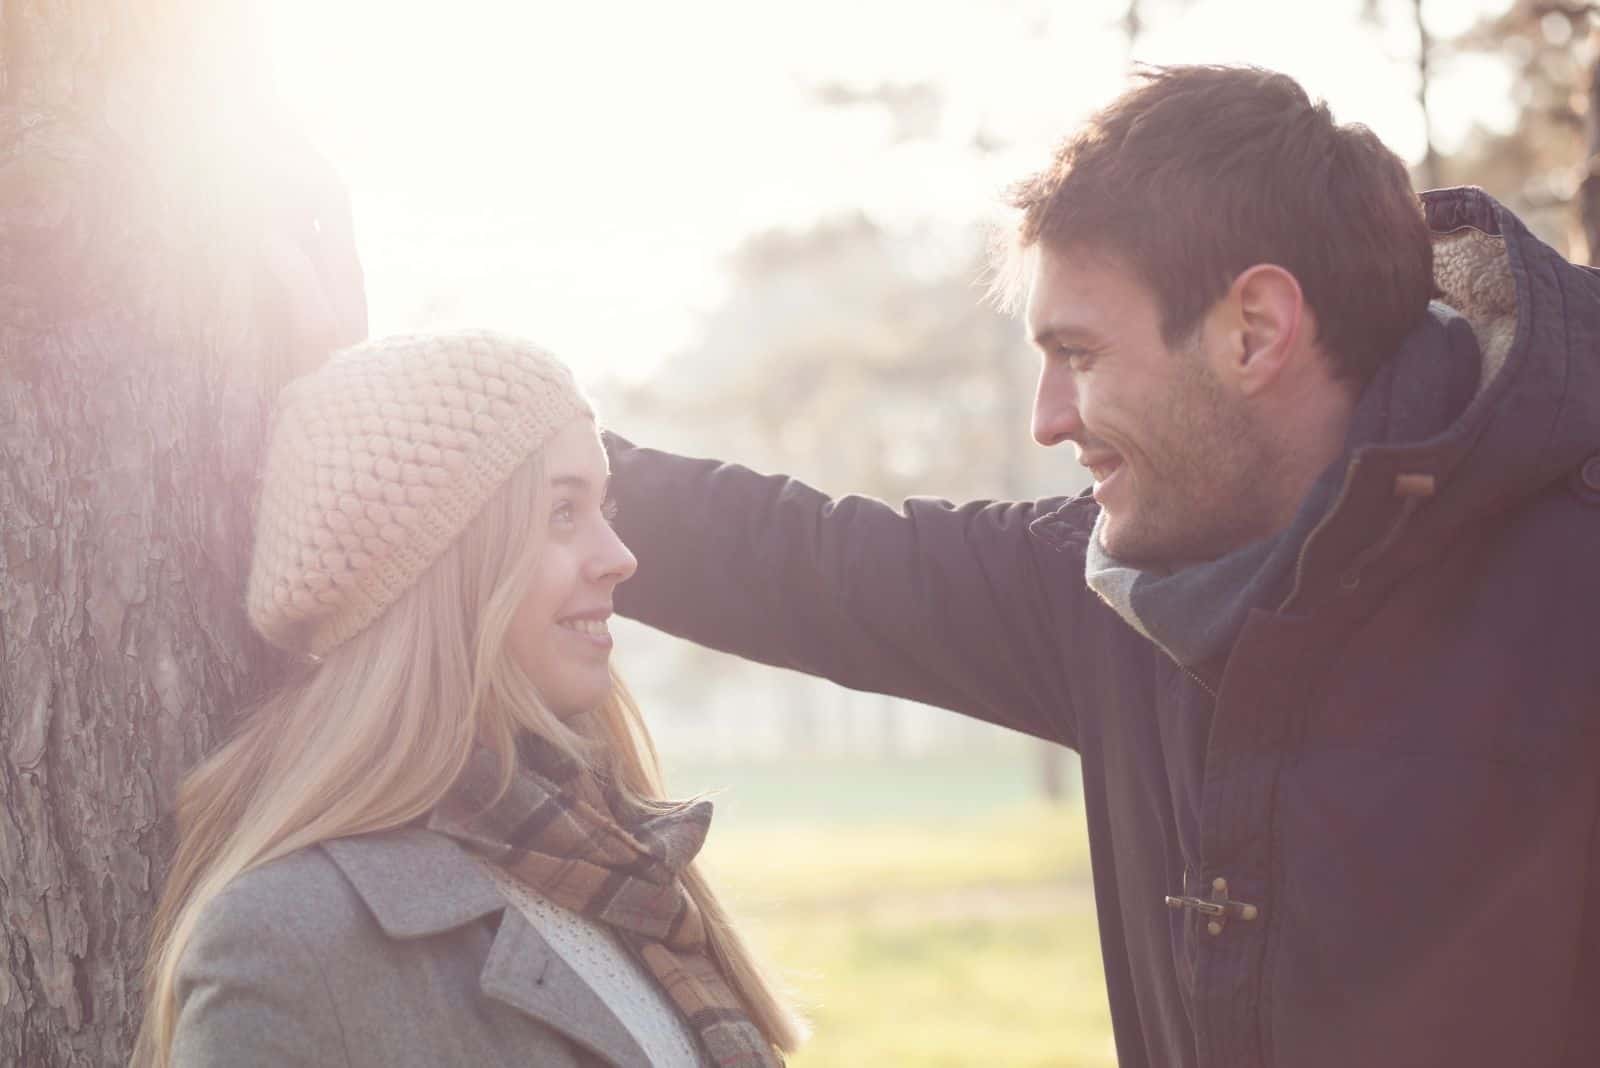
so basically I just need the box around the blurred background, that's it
[259,2,1598,1063]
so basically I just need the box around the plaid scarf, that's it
[428,738,782,1068]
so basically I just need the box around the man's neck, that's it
[1256,378,1359,541]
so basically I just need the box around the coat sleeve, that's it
[170,880,352,1068]
[607,435,1084,747]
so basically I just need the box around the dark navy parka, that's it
[609,189,1600,1067]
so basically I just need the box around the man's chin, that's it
[1095,512,1135,559]
[1096,512,1167,567]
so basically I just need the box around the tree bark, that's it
[0,5,365,1063]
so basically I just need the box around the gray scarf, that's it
[1085,304,1480,670]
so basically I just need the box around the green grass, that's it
[683,780,1116,1068]
[665,754,1060,828]
[702,803,1093,910]
[751,905,1114,1067]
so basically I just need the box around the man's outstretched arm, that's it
[607,435,1088,747]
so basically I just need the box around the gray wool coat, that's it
[170,826,660,1067]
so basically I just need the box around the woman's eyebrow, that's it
[548,474,612,494]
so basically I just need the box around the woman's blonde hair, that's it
[135,427,806,1066]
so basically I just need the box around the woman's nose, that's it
[587,522,638,585]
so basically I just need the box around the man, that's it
[607,65,1600,1067]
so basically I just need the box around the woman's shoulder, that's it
[172,831,484,1066]
[192,826,497,955]
[186,841,374,968]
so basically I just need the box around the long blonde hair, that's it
[135,432,807,1066]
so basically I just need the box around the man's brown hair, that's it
[1005,65,1433,384]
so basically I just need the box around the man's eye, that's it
[1059,345,1095,369]
[601,497,619,524]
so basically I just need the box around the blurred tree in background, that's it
[603,211,1077,776]
[603,66,1089,794]
[617,214,1033,502]
[1431,0,1600,255]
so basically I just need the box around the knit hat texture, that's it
[248,330,593,656]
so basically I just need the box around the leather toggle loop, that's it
[1393,472,1437,498]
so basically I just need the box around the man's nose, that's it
[1032,365,1082,447]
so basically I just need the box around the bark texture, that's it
[0,5,365,1063]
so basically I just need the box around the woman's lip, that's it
[559,626,614,652]
[557,616,614,651]
[558,609,613,623]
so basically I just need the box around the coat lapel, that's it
[480,906,653,1068]
[322,828,653,1068]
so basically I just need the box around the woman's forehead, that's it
[542,418,608,485]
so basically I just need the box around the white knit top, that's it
[480,862,709,1068]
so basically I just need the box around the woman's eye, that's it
[601,497,619,524]
[550,500,575,526]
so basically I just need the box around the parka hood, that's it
[1423,188,1600,519]
[1283,187,1600,607]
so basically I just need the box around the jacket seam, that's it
[1258,768,1284,1068]
[1499,211,1562,470]
[280,902,356,1068]
[1556,778,1600,1063]
[1034,496,1098,745]
[1293,739,1593,771]
[1547,252,1578,471]
[1022,507,1081,746]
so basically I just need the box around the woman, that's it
[135,331,805,1067]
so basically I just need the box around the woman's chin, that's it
[543,682,611,722]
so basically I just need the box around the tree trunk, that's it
[1412,0,1442,191]
[0,6,365,1063]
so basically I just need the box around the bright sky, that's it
[266,0,1514,384]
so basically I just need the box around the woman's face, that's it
[507,419,637,718]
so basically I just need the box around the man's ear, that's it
[1214,264,1306,396]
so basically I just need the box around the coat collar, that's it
[322,827,653,1068]
[322,826,502,936]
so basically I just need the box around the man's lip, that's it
[1090,461,1125,503]
[1081,455,1123,482]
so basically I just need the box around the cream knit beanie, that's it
[247,330,593,656]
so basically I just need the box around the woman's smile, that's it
[556,610,614,650]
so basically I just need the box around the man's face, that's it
[1026,244,1269,566]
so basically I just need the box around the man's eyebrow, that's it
[1031,324,1100,349]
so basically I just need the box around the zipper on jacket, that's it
[1181,664,1217,699]
[1282,454,1367,610]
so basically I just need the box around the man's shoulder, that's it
[1499,465,1600,563]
